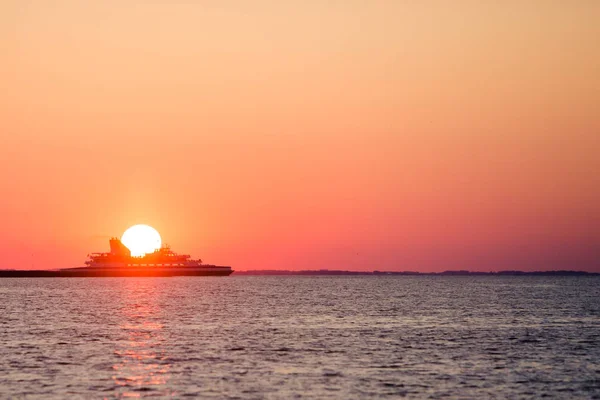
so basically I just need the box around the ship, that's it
[0,237,233,277]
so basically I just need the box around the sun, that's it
[121,224,162,257]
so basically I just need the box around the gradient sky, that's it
[1,1,599,271]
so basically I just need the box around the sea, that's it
[0,276,598,399]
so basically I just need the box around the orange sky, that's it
[1,1,599,272]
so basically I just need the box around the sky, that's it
[1,1,599,272]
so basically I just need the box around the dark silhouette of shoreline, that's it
[233,269,598,276]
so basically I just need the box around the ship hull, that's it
[0,266,233,278]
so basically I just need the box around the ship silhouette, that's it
[0,237,233,277]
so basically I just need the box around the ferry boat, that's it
[0,238,233,277]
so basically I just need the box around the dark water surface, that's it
[0,276,599,399]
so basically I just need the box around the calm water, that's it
[0,276,599,399]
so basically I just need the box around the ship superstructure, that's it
[85,237,207,268]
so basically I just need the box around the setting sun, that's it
[121,224,162,257]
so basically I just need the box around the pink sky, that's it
[1,1,599,271]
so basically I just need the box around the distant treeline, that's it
[233,269,598,276]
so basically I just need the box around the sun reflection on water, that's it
[112,282,173,398]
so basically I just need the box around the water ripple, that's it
[0,276,599,399]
